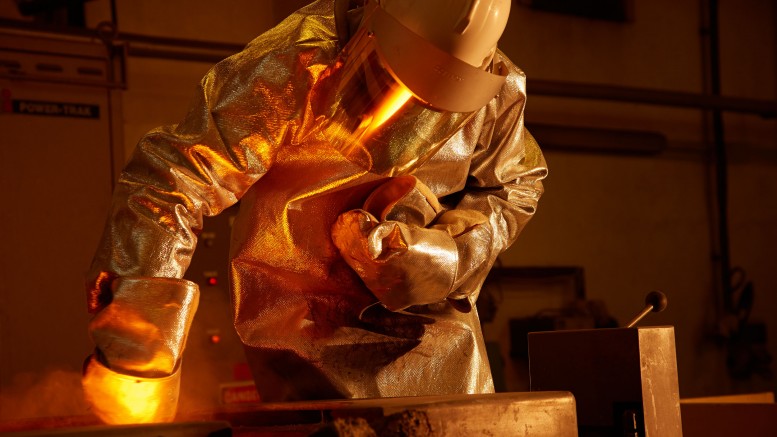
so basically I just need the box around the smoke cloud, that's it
[0,369,91,426]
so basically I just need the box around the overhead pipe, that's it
[1,17,775,117]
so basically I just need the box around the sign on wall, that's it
[9,98,100,119]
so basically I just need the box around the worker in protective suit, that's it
[82,0,547,424]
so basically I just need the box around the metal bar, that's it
[2,19,776,116]
[0,17,95,39]
[526,123,667,155]
[707,0,734,315]
[530,79,777,117]
[0,72,124,89]
[126,46,230,65]
[117,31,244,54]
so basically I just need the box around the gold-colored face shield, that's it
[314,0,508,176]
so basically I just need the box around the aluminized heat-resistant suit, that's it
[83,0,547,418]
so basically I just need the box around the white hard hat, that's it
[381,0,511,68]
[316,0,511,175]
[360,0,508,113]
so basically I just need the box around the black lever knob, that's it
[626,290,668,328]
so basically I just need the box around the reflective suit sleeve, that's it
[332,55,547,311]
[443,129,546,300]
[82,61,278,422]
[83,2,340,423]
[87,47,311,310]
[443,56,547,300]
[82,277,197,424]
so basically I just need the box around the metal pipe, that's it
[530,79,777,118]
[0,72,124,89]
[2,18,775,117]
[121,43,777,117]
[117,31,244,53]
[125,45,232,65]
[698,0,733,334]
[703,0,734,316]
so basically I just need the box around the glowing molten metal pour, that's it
[83,357,179,424]
[366,85,414,136]
[353,84,414,143]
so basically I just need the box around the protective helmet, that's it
[380,0,511,95]
[316,0,511,176]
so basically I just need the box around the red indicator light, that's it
[210,334,221,344]
[207,277,218,286]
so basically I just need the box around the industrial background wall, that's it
[0,27,118,418]
[0,0,775,421]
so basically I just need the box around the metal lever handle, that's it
[626,290,668,328]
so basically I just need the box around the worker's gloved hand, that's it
[82,277,199,424]
[332,176,459,311]
[82,355,181,424]
[362,175,442,226]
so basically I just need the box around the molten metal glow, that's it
[93,372,165,423]
[336,84,414,159]
[83,357,178,424]
[364,85,413,138]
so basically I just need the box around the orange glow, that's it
[83,357,178,424]
[363,85,413,138]
[102,377,160,423]
[327,81,415,162]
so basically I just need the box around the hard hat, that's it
[381,0,511,69]
[315,0,510,176]
[364,0,509,113]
